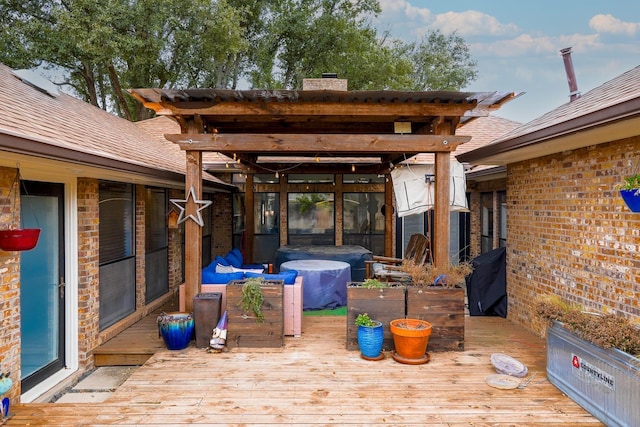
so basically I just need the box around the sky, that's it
[372,0,640,124]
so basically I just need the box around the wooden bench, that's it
[366,233,430,281]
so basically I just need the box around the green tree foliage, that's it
[0,0,478,120]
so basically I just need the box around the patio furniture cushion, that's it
[214,255,230,266]
[202,270,244,284]
[225,250,243,268]
[244,270,298,285]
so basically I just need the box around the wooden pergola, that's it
[129,85,516,311]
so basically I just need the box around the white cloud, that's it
[472,34,600,58]
[431,11,519,37]
[589,14,640,36]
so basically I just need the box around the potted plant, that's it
[346,278,405,351]
[618,172,640,212]
[389,318,432,364]
[157,311,195,350]
[401,260,473,351]
[354,313,384,360]
[0,168,41,252]
[533,295,640,427]
[227,277,284,348]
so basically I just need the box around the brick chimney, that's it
[303,73,348,91]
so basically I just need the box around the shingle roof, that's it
[0,63,233,189]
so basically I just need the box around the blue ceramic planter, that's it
[0,377,12,395]
[357,321,384,359]
[620,189,640,212]
[157,312,194,350]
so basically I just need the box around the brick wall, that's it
[0,167,21,399]
[135,185,145,309]
[212,192,233,257]
[507,136,640,330]
[76,178,100,369]
[168,188,184,287]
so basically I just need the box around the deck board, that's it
[8,315,604,426]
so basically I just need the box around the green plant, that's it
[238,277,265,323]
[360,278,389,289]
[295,194,326,214]
[355,313,377,327]
[620,173,640,192]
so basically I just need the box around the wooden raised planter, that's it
[346,283,405,351]
[226,279,284,349]
[406,286,465,351]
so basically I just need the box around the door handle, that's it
[58,277,65,299]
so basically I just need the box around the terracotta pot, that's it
[390,318,432,363]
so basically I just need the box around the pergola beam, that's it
[166,133,470,154]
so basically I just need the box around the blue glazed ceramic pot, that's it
[357,321,384,359]
[0,377,12,395]
[157,312,194,350]
[620,189,640,212]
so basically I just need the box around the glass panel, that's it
[481,192,493,253]
[287,193,334,245]
[254,193,279,234]
[499,191,507,240]
[287,174,334,184]
[343,192,384,253]
[342,174,385,184]
[20,194,59,379]
[145,187,167,251]
[253,174,279,184]
[99,182,134,262]
[99,258,136,330]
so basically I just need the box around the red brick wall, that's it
[76,178,100,369]
[507,136,640,329]
[168,188,184,287]
[0,167,21,399]
[212,192,233,258]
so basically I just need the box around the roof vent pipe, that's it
[560,47,580,102]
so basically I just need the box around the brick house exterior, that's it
[459,66,640,331]
[0,64,235,403]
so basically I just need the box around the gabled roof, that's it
[458,65,640,165]
[0,63,233,190]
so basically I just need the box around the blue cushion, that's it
[214,255,229,267]
[231,248,244,265]
[244,270,298,285]
[202,270,244,284]
[225,251,242,268]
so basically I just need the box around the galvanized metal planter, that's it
[547,321,640,427]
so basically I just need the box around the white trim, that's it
[18,169,80,403]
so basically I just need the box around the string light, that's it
[225,162,229,169]
[351,164,355,172]
[315,156,320,162]
[275,171,279,178]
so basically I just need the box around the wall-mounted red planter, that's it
[0,228,41,251]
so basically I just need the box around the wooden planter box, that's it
[406,286,464,352]
[226,280,284,349]
[547,321,639,427]
[346,283,405,351]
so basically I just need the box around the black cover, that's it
[465,247,507,317]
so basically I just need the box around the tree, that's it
[0,0,478,120]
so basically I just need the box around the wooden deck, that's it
[8,315,604,426]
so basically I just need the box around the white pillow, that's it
[215,263,234,273]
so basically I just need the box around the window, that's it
[481,192,494,254]
[287,192,335,245]
[254,192,279,263]
[343,192,384,255]
[145,187,168,303]
[99,181,135,330]
[498,191,507,248]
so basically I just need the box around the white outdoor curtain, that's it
[391,160,468,217]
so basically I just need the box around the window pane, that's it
[288,193,334,245]
[99,181,134,263]
[145,187,167,251]
[287,174,334,184]
[254,193,279,234]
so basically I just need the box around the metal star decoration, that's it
[170,186,212,227]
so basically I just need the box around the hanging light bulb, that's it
[351,164,355,172]
[275,171,279,178]
[225,162,229,169]
[316,156,320,162]
[233,153,237,160]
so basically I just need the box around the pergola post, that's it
[434,152,451,269]
[183,149,203,312]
